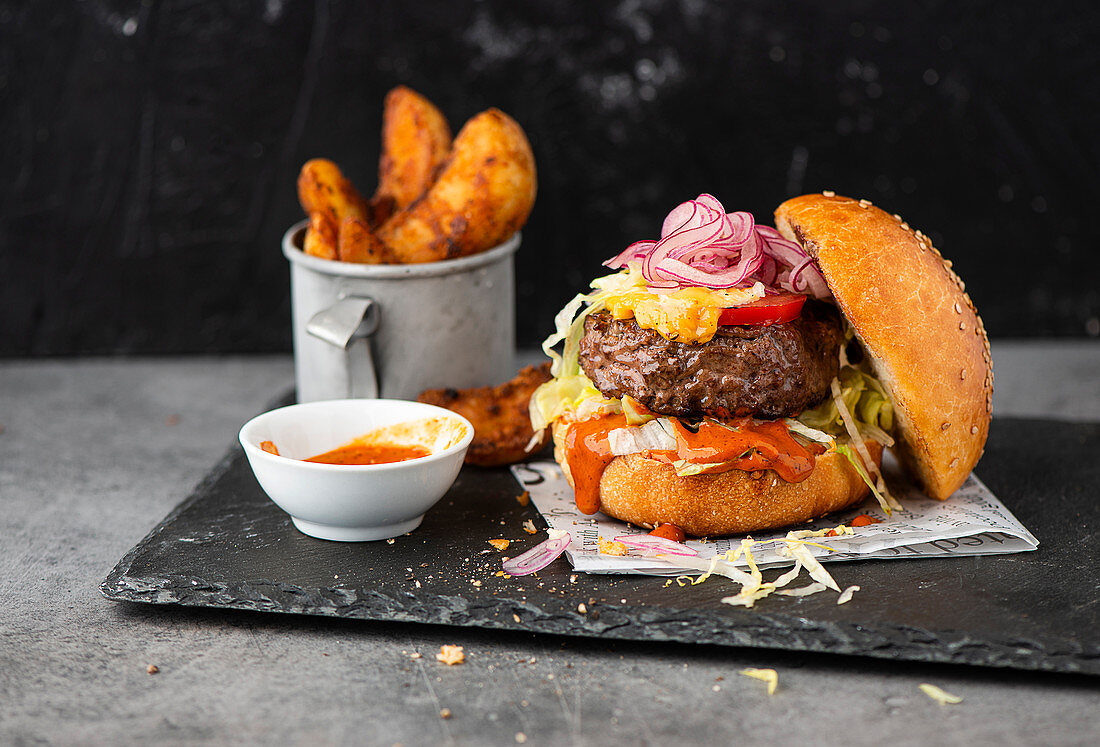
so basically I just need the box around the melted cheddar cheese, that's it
[601,283,765,343]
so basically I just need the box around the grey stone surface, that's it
[2,344,1099,745]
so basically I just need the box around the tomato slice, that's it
[717,292,807,326]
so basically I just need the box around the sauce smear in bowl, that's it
[305,439,430,465]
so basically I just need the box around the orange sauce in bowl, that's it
[305,440,430,465]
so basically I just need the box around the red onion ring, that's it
[502,533,571,576]
[612,534,699,557]
[605,194,832,300]
[602,239,656,270]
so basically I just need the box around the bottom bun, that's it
[553,422,883,537]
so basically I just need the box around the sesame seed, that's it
[943,259,953,268]
[960,369,967,380]
[823,190,836,197]
[954,302,962,314]
[893,213,902,220]
[959,321,967,330]
[901,222,910,230]
[941,422,951,431]
[971,425,979,434]
[950,457,960,468]
[859,199,872,208]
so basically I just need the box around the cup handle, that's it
[305,296,381,399]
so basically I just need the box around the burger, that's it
[529,192,992,538]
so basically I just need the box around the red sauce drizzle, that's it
[651,417,821,483]
[561,415,821,514]
[649,523,687,542]
[562,414,627,514]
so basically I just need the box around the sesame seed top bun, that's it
[775,193,993,500]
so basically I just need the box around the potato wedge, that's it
[374,86,452,211]
[366,194,396,229]
[303,212,337,260]
[337,215,392,264]
[297,158,368,227]
[377,108,536,263]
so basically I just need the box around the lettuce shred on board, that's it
[633,524,866,608]
[739,668,779,695]
[918,683,964,705]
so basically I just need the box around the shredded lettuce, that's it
[835,443,893,515]
[798,365,894,446]
[784,418,835,446]
[530,269,647,430]
[739,668,779,695]
[621,395,654,425]
[607,418,676,455]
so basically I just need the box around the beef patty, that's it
[579,301,844,419]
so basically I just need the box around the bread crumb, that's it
[578,603,587,614]
[515,733,527,744]
[522,520,537,535]
[439,708,452,719]
[598,537,628,556]
[146,664,159,675]
[516,491,530,506]
[488,539,510,551]
[409,652,422,659]
[386,538,396,545]
[513,613,522,623]
[569,574,577,583]
[436,645,465,665]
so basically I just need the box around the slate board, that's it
[102,417,1100,675]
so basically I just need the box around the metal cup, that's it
[282,221,518,402]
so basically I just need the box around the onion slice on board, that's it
[502,531,571,576]
[612,534,699,558]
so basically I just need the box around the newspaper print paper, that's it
[510,453,1038,575]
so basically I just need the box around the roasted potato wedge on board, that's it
[378,108,537,264]
[417,363,552,467]
[374,86,452,212]
[338,215,392,264]
[303,212,338,260]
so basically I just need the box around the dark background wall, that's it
[2,0,1098,356]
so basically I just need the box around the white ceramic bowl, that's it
[239,399,473,542]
